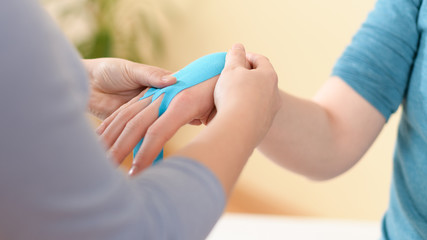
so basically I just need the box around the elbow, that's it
[303,163,353,182]
[305,172,340,182]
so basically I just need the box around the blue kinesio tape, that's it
[133,52,227,163]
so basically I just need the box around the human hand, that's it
[214,44,281,146]
[85,58,176,120]
[169,44,281,196]
[96,74,218,170]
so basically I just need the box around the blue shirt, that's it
[333,0,427,238]
[0,1,225,239]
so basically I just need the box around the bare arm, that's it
[175,110,260,196]
[258,76,385,180]
[265,0,421,180]
[175,44,281,196]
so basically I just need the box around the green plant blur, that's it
[44,0,175,63]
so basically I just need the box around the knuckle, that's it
[116,103,127,112]
[269,70,278,82]
[258,53,271,62]
[254,54,269,62]
[145,126,159,138]
[174,92,194,105]
[263,69,278,83]
[92,60,108,76]
[110,147,124,163]
[145,68,157,79]
[145,66,166,81]
[116,113,129,123]
[146,126,166,142]
[263,55,271,62]
[94,61,114,82]
[110,146,120,157]
[116,107,134,122]
[121,63,136,81]
[98,121,107,130]
[125,118,140,132]
[252,53,261,58]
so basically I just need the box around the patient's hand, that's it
[96,75,218,169]
[85,58,176,120]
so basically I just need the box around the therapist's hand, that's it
[84,58,176,120]
[172,44,281,195]
[96,75,218,167]
[214,45,281,145]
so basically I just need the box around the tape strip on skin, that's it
[133,52,227,164]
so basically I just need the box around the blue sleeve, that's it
[332,0,421,120]
[0,1,225,240]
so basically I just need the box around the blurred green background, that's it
[43,0,180,63]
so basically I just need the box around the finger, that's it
[108,99,161,165]
[205,107,217,125]
[129,101,197,176]
[126,61,177,88]
[96,90,147,135]
[100,98,151,149]
[246,53,274,70]
[189,119,202,125]
[224,43,247,70]
[97,102,130,136]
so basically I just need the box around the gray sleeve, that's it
[0,1,225,240]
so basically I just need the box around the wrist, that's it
[211,109,260,149]
[175,109,257,196]
[217,104,264,142]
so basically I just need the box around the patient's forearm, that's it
[258,77,385,180]
[174,110,258,197]
[258,91,338,180]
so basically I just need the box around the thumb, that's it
[224,43,248,70]
[127,62,177,88]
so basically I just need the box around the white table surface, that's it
[207,213,381,240]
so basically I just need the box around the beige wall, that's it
[159,0,399,221]
[57,0,397,221]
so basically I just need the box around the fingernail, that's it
[232,43,244,50]
[161,75,175,83]
[128,165,137,177]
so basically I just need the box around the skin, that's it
[173,44,281,195]
[96,74,219,168]
[90,44,281,196]
[258,76,385,180]
[96,51,253,174]
[95,55,386,183]
[84,58,176,120]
